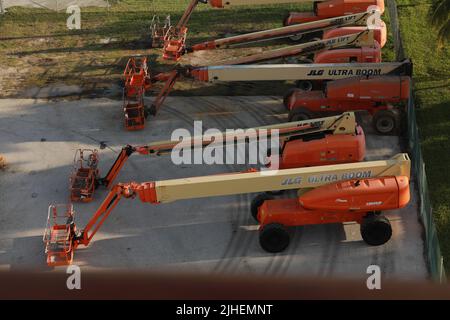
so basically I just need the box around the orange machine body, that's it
[258,175,410,227]
[285,0,385,25]
[322,21,387,47]
[314,41,381,63]
[277,125,365,169]
[286,76,411,114]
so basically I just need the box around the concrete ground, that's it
[0,96,428,281]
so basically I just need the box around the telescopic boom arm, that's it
[188,10,376,53]
[189,59,412,82]
[149,29,376,116]
[99,112,359,188]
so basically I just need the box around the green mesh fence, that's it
[407,90,446,283]
[387,0,446,283]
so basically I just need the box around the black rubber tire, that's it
[283,88,299,109]
[288,107,314,122]
[373,109,399,135]
[289,34,303,42]
[251,193,274,222]
[360,214,392,246]
[259,223,290,253]
[295,80,314,92]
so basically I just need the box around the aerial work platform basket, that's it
[162,26,188,61]
[69,149,99,202]
[123,57,149,130]
[150,15,171,48]
[123,56,149,97]
[43,204,76,267]
[123,91,146,131]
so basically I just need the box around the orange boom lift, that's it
[69,112,365,202]
[284,75,411,134]
[122,56,411,131]
[44,154,410,266]
[122,29,386,130]
[163,9,386,61]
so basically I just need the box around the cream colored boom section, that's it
[153,154,411,203]
[210,0,316,7]
[145,112,357,155]
[210,10,373,48]
[203,61,407,82]
[219,29,374,65]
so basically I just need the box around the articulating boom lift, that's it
[123,29,382,130]
[45,153,410,266]
[69,112,365,202]
[164,9,385,61]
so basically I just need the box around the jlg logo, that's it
[281,177,302,186]
[307,70,325,76]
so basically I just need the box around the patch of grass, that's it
[0,1,315,97]
[397,0,450,272]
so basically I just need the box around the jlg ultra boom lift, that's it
[123,29,383,130]
[69,112,365,202]
[155,0,384,60]
[44,153,410,266]
[163,9,386,61]
[123,55,411,132]
[284,75,411,134]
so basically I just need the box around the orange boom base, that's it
[255,175,410,252]
[285,0,385,25]
[285,76,411,134]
